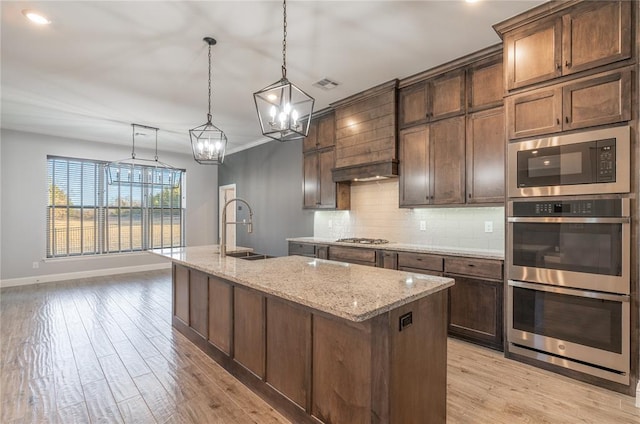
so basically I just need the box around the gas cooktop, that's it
[335,237,390,245]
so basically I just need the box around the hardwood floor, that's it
[1,269,638,423]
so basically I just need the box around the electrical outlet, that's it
[328,219,333,229]
[419,221,426,231]
[484,221,493,233]
[32,261,39,269]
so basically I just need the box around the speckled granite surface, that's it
[287,237,504,260]
[150,245,453,322]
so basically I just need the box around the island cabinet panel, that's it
[390,290,447,424]
[189,270,209,337]
[233,287,265,378]
[265,298,311,410]
[208,276,232,355]
[173,264,189,324]
[312,316,372,424]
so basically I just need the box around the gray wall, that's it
[219,139,314,257]
[0,129,218,281]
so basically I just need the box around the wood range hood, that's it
[330,80,399,182]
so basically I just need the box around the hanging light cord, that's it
[207,41,213,124]
[282,0,287,79]
[131,124,137,159]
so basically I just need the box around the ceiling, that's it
[1,0,545,157]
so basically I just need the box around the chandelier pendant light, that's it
[107,124,183,188]
[253,0,314,142]
[189,37,227,165]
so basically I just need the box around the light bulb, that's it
[270,106,277,120]
[292,110,299,125]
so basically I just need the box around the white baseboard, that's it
[0,263,171,288]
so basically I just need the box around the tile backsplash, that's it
[314,179,504,252]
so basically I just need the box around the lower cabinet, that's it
[327,245,377,266]
[444,257,504,351]
[288,241,329,259]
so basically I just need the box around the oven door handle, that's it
[508,280,630,302]
[507,217,630,224]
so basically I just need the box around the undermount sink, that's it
[225,251,273,260]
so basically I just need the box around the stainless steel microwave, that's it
[508,126,630,197]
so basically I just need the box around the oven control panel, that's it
[512,198,623,217]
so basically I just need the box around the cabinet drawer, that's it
[397,252,444,272]
[445,257,503,280]
[328,246,376,264]
[288,242,316,257]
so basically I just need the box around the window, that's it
[47,156,185,257]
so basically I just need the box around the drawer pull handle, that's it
[467,264,475,267]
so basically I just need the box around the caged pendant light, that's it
[189,37,227,165]
[253,0,314,142]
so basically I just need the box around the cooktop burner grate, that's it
[335,237,390,245]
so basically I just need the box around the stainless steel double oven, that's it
[506,126,631,385]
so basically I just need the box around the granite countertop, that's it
[287,237,504,261]
[150,245,453,323]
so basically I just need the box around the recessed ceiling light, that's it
[22,9,51,25]
[466,0,479,3]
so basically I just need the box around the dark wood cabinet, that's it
[399,69,465,129]
[189,270,209,338]
[288,241,329,259]
[399,125,430,206]
[303,111,350,210]
[467,54,504,111]
[328,245,377,267]
[466,107,505,204]
[444,257,504,351]
[173,264,189,324]
[503,0,631,91]
[234,287,265,378]
[208,276,232,355]
[397,252,444,277]
[399,116,466,207]
[507,68,632,139]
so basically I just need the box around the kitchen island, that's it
[151,245,454,424]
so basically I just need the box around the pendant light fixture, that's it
[189,37,227,165]
[107,124,183,188]
[253,0,314,142]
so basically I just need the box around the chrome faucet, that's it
[220,198,253,257]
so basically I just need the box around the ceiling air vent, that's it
[313,78,340,90]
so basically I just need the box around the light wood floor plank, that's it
[1,269,638,424]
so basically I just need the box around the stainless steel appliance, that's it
[508,126,630,197]
[507,197,631,385]
[507,198,630,294]
[508,281,630,385]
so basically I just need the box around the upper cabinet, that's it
[302,111,350,210]
[502,1,632,91]
[506,65,632,139]
[467,107,505,204]
[399,69,466,129]
[467,55,504,111]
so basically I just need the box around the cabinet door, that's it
[447,276,503,351]
[466,107,505,204]
[174,264,189,324]
[234,287,265,378]
[189,270,209,337]
[506,87,562,139]
[303,119,318,153]
[316,113,336,149]
[430,116,465,205]
[399,125,430,207]
[563,69,631,131]
[562,1,631,75]
[468,55,504,111]
[399,81,429,128]
[431,69,466,121]
[303,152,319,208]
[318,149,337,208]
[208,276,232,355]
[505,17,562,90]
